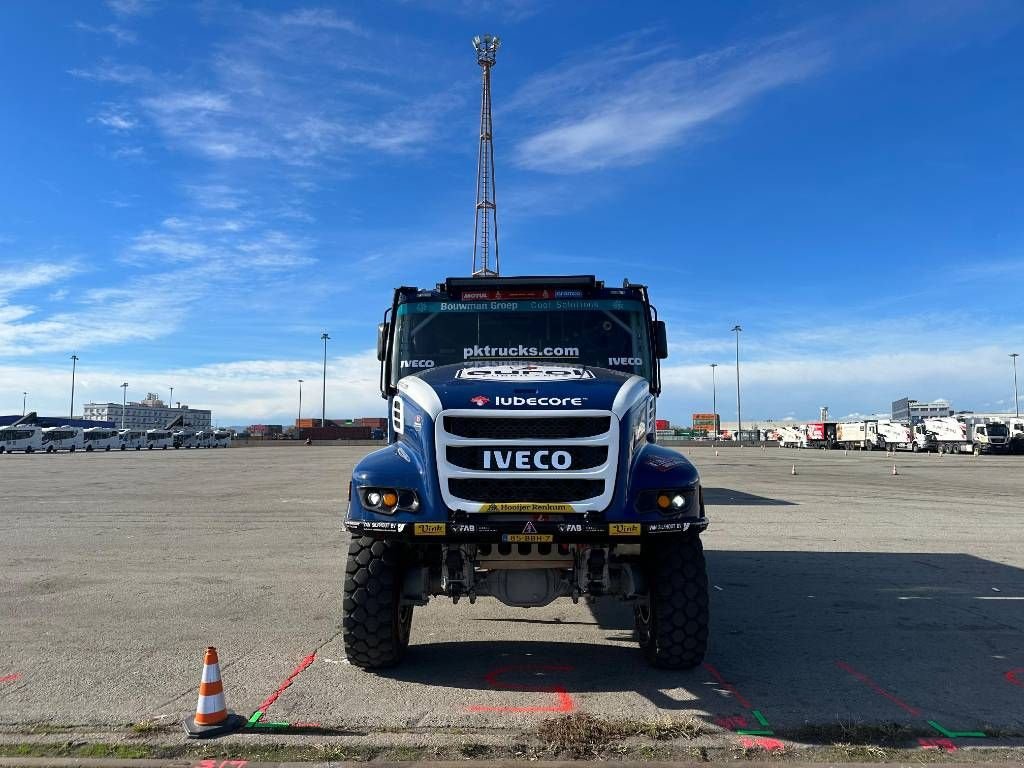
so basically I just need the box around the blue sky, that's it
[1,0,1022,425]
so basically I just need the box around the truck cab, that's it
[343,275,709,671]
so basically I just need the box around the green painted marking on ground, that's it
[245,711,263,726]
[736,729,774,736]
[752,710,770,727]
[250,721,290,728]
[927,720,986,739]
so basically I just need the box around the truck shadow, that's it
[383,551,1024,738]
[703,487,797,505]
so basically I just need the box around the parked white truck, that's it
[919,416,1010,454]
[836,420,882,450]
[776,425,806,448]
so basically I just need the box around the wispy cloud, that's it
[91,105,138,131]
[106,0,157,16]
[513,32,827,173]
[0,263,78,299]
[280,8,367,36]
[74,20,138,45]
[68,60,152,84]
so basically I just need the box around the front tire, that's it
[342,536,413,669]
[635,533,709,669]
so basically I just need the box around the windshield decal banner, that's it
[456,365,596,382]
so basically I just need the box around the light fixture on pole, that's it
[731,326,743,444]
[710,363,718,439]
[297,379,304,436]
[1012,353,1020,418]
[321,332,330,429]
[69,354,79,420]
[120,382,128,429]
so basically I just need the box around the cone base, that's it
[182,712,246,739]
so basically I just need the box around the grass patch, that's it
[0,742,152,760]
[778,721,930,746]
[536,712,707,758]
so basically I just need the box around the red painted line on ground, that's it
[0,674,21,684]
[918,737,957,752]
[741,736,784,752]
[835,660,922,717]
[1006,668,1024,688]
[255,653,317,714]
[703,663,752,710]
[715,714,750,730]
[467,664,575,713]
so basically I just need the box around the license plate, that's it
[609,523,641,536]
[502,534,554,543]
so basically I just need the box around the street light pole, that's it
[1012,353,1020,418]
[120,382,128,430]
[69,354,79,420]
[23,391,27,417]
[321,332,330,429]
[731,326,743,444]
[297,379,304,436]
[710,363,718,439]
[169,386,174,408]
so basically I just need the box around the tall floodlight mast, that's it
[472,34,501,277]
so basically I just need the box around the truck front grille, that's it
[435,409,619,514]
[443,416,610,440]
[449,478,605,503]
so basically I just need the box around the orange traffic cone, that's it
[183,647,244,737]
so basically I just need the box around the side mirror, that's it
[376,322,389,362]
[653,320,668,359]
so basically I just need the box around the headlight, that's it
[637,487,697,515]
[361,487,419,514]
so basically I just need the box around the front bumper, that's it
[344,513,708,542]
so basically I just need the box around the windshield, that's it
[391,298,653,385]
[987,423,1009,437]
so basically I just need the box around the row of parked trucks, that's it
[0,425,232,453]
[773,415,1024,455]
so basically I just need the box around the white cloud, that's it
[91,105,138,132]
[74,21,138,45]
[0,352,383,424]
[280,8,366,36]
[68,61,152,84]
[0,263,78,298]
[106,0,157,16]
[513,34,827,173]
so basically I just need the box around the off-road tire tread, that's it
[342,535,411,669]
[639,533,709,669]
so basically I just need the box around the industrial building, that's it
[83,393,211,430]
[891,397,954,424]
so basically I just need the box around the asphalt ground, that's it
[1,445,1022,751]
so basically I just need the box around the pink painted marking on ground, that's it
[918,737,957,752]
[834,660,922,717]
[741,736,785,752]
[467,664,575,713]
[1006,668,1024,688]
[703,663,753,710]
[0,674,21,684]
[256,653,317,713]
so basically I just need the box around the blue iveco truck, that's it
[343,274,709,669]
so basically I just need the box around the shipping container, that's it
[655,419,670,431]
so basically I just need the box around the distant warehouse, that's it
[891,397,954,424]
[83,393,211,430]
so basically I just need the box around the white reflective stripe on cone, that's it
[196,692,227,714]
[201,665,221,683]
